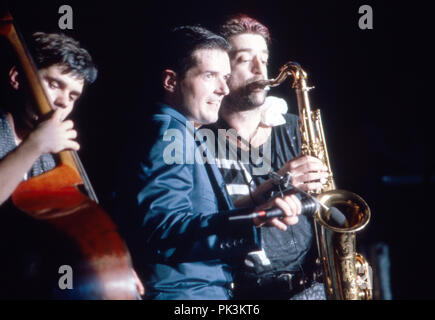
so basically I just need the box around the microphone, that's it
[229,196,348,227]
[228,207,291,221]
[325,207,348,227]
[227,170,348,227]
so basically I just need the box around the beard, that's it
[223,78,268,112]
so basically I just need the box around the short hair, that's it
[219,14,271,44]
[29,32,98,84]
[161,25,231,79]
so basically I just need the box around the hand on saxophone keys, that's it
[279,155,330,192]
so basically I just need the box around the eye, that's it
[49,80,60,89]
[236,55,251,64]
[69,93,80,102]
[204,72,215,79]
[261,56,269,65]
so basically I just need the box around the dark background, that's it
[2,0,432,299]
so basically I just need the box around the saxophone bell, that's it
[316,190,372,300]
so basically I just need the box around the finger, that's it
[283,195,297,216]
[274,197,291,217]
[293,171,329,183]
[61,120,74,130]
[288,155,319,168]
[58,107,70,122]
[268,217,288,231]
[289,155,328,170]
[65,129,78,139]
[292,161,328,174]
[63,140,80,151]
[297,181,324,192]
[289,194,302,215]
[52,108,64,122]
[281,215,299,226]
[287,155,310,168]
[283,194,301,217]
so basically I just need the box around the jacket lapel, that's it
[158,104,234,211]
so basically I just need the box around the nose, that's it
[252,55,266,77]
[215,77,230,96]
[53,91,69,109]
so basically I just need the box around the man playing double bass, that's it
[0,32,92,207]
[0,31,96,298]
[0,32,97,299]
[0,31,144,299]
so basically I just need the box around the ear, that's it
[9,66,20,90]
[162,69,178,93]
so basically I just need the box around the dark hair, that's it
[162,25,231,79]
[29,32,97,84]
[219,14,271,44]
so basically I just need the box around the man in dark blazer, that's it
[116,26,302,300]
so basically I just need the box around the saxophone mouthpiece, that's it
[246,79,272,91]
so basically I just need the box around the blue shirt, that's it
[116,104,260,300]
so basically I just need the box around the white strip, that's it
[215,158,242,170]
[226,184,250,196]
[246,249,271,266]
[240,165,253,186]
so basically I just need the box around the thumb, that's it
[51,108,63,122]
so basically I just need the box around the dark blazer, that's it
[116,104,260,300]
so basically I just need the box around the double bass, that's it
[0,11,141,299]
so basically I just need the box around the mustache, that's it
[245,77,269,92]
[246,76,266,86]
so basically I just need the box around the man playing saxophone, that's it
[206,14,330,299]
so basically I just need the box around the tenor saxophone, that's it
[253,62,373,300]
